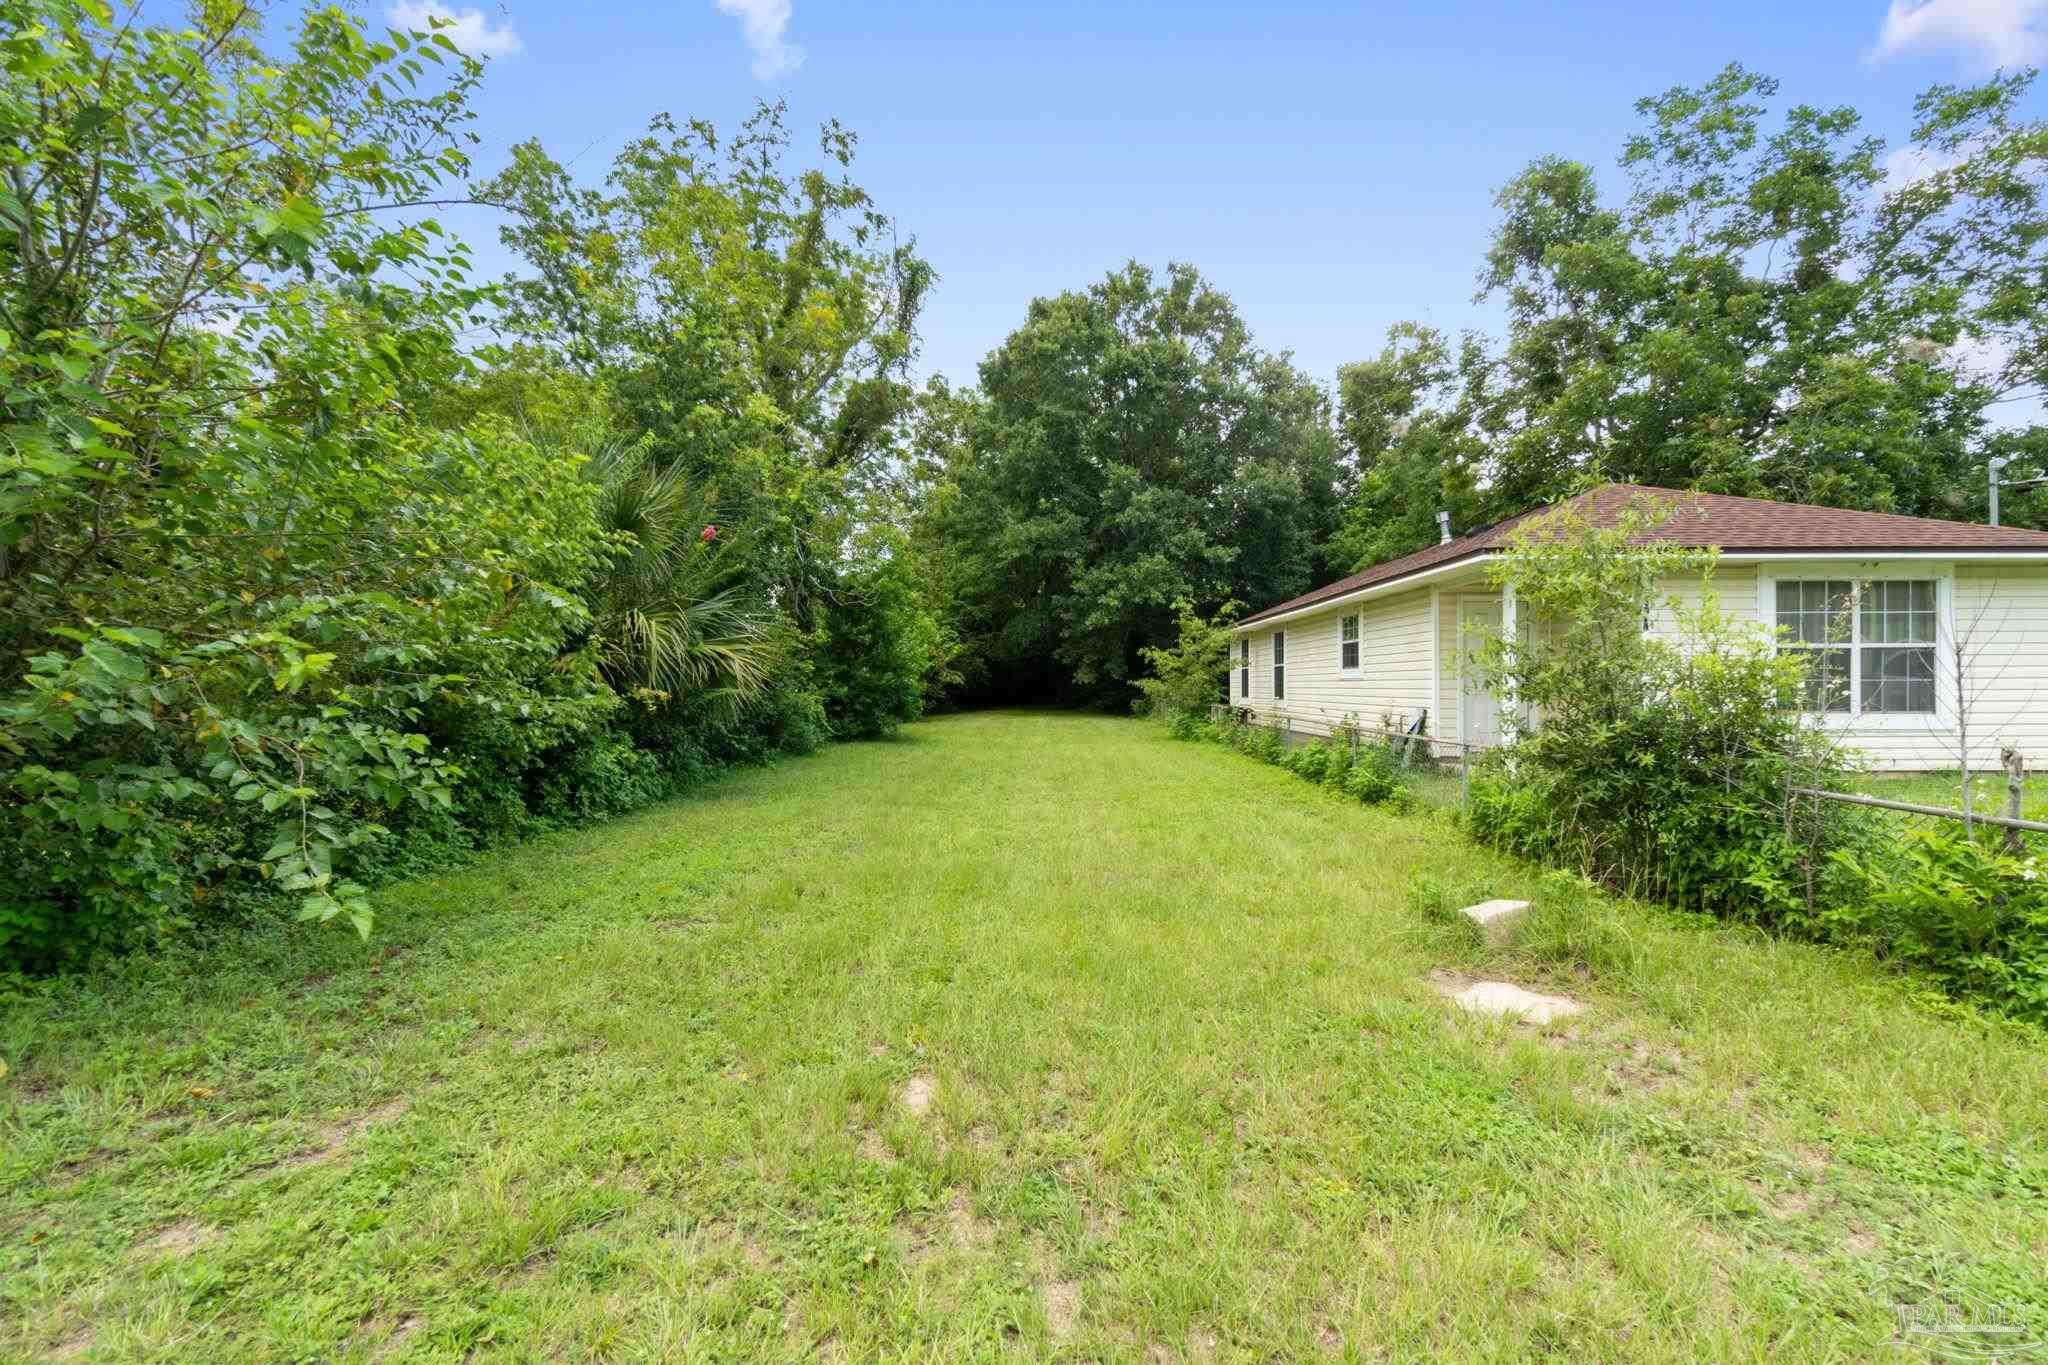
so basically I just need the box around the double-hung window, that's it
[1238,638,1251,699]
[1774,578,1937,717]
[1339,613,1360,673]
[1271,631,1286,700]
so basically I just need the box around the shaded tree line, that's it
[5,0,2047,968]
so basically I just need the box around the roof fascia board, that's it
[1235,547,2048,632]
[1235,555,1495,630]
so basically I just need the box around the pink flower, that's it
[701,524,718,542]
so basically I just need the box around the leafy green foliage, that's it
[1464,493,1850,921]
[484,101,932,629]
[1133,599,1239,721]
[1333,65,2048,571]
[1832,830,2048,1025]
[1462,494,2044,1022]
[578,442,779,706]
[1185,711,1414,810]
[813,547,939,739]
[0,4,867,969]
[920,263,1346,705]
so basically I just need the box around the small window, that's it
[1271,631,1286,700]
[1339,614,1360,672]
[1238,638,1250,699]
[1774,578,1937,717]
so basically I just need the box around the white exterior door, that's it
[1459,598,1503,750]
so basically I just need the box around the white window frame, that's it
[1238,637,1251,700]
[1338,612,1361,677]
[1758,561,1956,731]
[1271,630,1286,701]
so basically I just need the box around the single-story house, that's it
[1228,482,2048,770]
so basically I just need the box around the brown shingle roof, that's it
[1239,483,2048,626]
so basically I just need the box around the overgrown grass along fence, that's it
[1187,701,2048,1029]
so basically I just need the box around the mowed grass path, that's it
[4,712,2046,1361]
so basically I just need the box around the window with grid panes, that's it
[1773,579,1935,716]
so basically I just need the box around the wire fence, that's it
[1206,704,2043,844]
[1207,704,1486,809]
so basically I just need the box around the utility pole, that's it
[1989,456,2048,526]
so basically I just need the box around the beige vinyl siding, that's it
[1234,557,2048,770]
[1830,563,2048,770]
[1436,591,1460,746]
[1234,588,1435,738]
[1647,564,1760,638]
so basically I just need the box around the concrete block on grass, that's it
[1448,980,1583,1024]
[1460,898,1530,945]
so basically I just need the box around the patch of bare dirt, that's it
[1042,1276,1080,1343]
[370,1313,422,1361]
[1315,1318,1344,1355]
[274,1097,409,1172]
[1604,1039,1683,1094]
[1793,1145,1832,1176]
[1030,1240,1081,1343]
[899,1073,936,1118]
[51,1325,94,1359]
[946,1192,995,1250]
[1745,1176,1815,1219]
[858,1127,893,1164]
[140,1218,217,1256]
[902,1191,996,1268]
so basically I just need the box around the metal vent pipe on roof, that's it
[1437,510,1452,544]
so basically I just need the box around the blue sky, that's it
[397,0,2048,391]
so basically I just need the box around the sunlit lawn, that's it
[3,712,2045,1360]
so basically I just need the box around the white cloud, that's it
[1873,0,2048,70]
[1881,140,1973,193]
[715,0,803,79]
[387,2,523,59]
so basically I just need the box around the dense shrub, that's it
[1287,741,1333,784]
[815,552,940,739]
[0,3,904,971]
[1832,830,2048,1025]
[1464,495,1852,923]
[1134,600,1239,724]
[1465,492,2044,1024]
[1174,711,1414,810]
[1343,744,1410,809]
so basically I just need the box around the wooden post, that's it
[2003,746,2026,856]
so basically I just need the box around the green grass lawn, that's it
[1849,768,2048,824]
[4,713,2046,1361]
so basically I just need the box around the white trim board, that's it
[1235,548,2048,634]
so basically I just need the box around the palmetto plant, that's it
[581,442,781,706]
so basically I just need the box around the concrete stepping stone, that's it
[1447,980,1584,1024]
[1461,898,1529,945]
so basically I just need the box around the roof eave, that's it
[1234,544,2048,631]
[1235,552,1498,630]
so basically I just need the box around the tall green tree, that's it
[483,103,934,627]
[1336,65,2048,570]
[929,262,1345,703]
[0,0,607,958]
